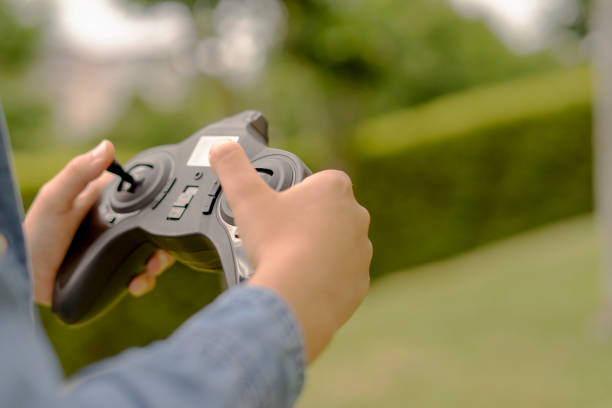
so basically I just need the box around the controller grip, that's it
[53,214,156,324]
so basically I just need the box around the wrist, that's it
[249,265,335,364]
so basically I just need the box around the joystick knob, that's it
[110,154,172,213]
[107,158,136,187]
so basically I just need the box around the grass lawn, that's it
[298,216,612,408]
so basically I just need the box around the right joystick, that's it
[219,156,295,225]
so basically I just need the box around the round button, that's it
[252,157,294,192]
[110,154,172,213]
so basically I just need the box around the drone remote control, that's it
[52,111,311,324]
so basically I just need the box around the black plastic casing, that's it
[52,111,311,324]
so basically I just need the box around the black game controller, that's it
[52,111,311,324]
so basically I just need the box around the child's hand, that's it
[210,142,372,363]
[23,141,175,306]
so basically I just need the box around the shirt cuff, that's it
[170,284,306,407]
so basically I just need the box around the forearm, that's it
[62,286,305,408]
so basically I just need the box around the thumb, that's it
[209,141,273,218]
[44,140,115,211]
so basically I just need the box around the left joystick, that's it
[107,158,136,188]
[110,154,172,214]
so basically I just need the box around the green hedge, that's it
[351,67,593,277]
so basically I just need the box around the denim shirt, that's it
[0,120,305,407]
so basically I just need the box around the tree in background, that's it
[568,0,591,37]
[0,2,39,71]
[283,0,557,108]
[0,0,48,150]
[272,0,559,162]
[127,0,560,162]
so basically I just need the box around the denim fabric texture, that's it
[0,114,305,407]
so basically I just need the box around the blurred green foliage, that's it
[354,68,591,156]
[0,3,40,71]
[283,0,557,108]
[0,0,50,151]
[92,0,562,173]
[3,0,564,162]
[353,67,593,276]
[568,0,592,37]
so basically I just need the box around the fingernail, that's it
[158,250,171,269]
[146,256,160,274]
[91,140,108,160]
[130,278,150,296]
[211,139,235,151]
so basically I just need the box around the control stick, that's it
[107,158,136,188]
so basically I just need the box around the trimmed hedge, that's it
[351,67,593,277]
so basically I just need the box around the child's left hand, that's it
[23,140,175,306]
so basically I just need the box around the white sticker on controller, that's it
[187,136,240,167]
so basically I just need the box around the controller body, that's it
[52,111,311,324]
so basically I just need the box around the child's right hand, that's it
[209,141,372,364]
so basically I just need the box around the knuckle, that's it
[323,170,352,191]
[66,155,83,174]
[366,239,373,258]
[358,205,371,227]
[37,181,52,199]
[64,156,89,185]
[36,181,64,212]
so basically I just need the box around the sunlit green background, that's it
[3,0,607,406]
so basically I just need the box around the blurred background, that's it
[3,0,610,406]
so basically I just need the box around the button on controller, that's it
[201,179,221,215]
[167,186,200,221]
[167,207,186,220]
[174,191,194,208]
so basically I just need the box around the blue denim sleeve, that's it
[0,250,66,408]
[1,247,306,408]
[63,286,306,408]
